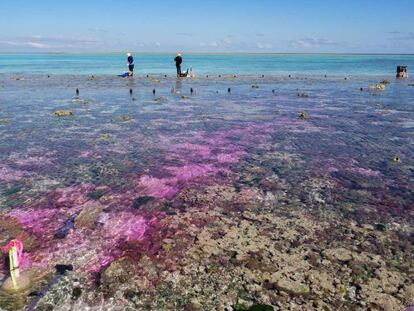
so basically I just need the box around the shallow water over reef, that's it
[0,74,413,310]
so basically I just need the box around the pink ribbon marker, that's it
[2,239,24,265]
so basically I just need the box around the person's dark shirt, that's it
[174,56,182,66]
[128,56,134,65]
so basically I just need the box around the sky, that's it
[0,0,414,53]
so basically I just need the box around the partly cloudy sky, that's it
[0,0,413,53]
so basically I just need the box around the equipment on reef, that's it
[54,110,73,117]
[122,115,132,122]
[187,68,195,78]
[368,84,386,91]
[396,65,408,78]
[299,111,308,120]
[392,155,401,163]
[0,118,9,124]
[154,96,166,103]
[2,239,24,290]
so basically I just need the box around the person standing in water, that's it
[127,53,134,76]
[174,53,183,77]
[174,53,190,77]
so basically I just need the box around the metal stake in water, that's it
[2,239,24,290]
[9,246,20,289]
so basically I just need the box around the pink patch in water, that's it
[104,213,148,242]
[0,165,27,182]
[87,255,117,273]
[14,156,55,167]
[19,253,32,269]
[174,143,211,158]
[217,153,241,164]
[79,150,101,158]
[137,175,179,199]
[202,136,231,148]
[8,208,59,235]
[166,164,217,181]
[50,184,95,209]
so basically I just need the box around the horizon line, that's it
[0,51,414,56]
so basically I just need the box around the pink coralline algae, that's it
[136,164,229,200]
[6,208,153,274]
[83,214,152,272]
[217,151,246,164]
[8,208,59,236]
[13,156,55,167]
[79,150,102,159]
[173,143,212,158]
[0,164,28,182]
[48,184,96,209]
[166,164,219,182]
[161,123,276,171]
[137,175,179,199]
[103,212,148,242]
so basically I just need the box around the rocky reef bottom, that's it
[3,185,411,311]
[0,74,413,310]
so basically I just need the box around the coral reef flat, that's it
[0,74,413,311]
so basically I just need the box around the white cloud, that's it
[256,42,273,49]
[199,41,219,48]
[0,35,104,51]
[27,41,48,48]
[0,40,48,48]
[289,38,340,49]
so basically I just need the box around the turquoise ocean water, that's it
[0,53,413,76]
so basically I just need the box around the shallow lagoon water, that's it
[0,73,413,310]
[2,53,414,76]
